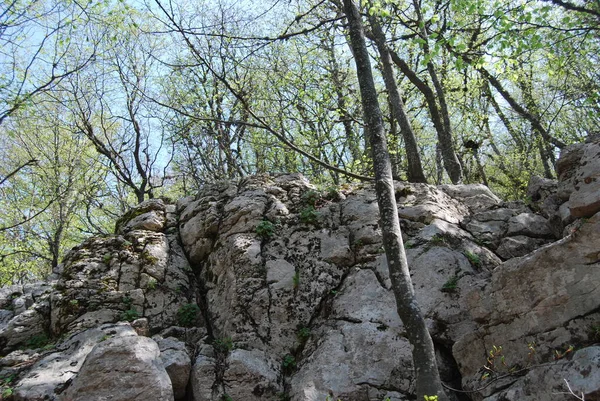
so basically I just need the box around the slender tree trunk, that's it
[411,0,462,184]
[386,44,461,183]
[479,67,565,149]
[518,76,556,178]
[368,13,427,183]
[342,1,448,399]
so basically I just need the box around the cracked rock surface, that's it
[0,140,599,401]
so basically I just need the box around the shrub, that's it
[214,337,234,353]
[120,309,139,322]
[324,186,340,200]
[464,250,481,267]
[301,190,320,206]
[297,327,310,341]
[177,303,200,327]
[256,220,275,239]
[141,250,158,265]
[441,275,459,293]
[26,333,51,349]
[299,206,319,225]
[282,354,296,372]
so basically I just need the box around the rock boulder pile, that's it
[0,139,598,401]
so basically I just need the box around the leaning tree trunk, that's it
[368,13,427,184]
[342,1,448,399]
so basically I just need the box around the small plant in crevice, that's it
[140,250,158,265]
[1,374,16,394]
[146,278,158,290]
[281,354,297,372]
[589,322,600,341]
[441,275,459,293]
[277,392,291,401]
[26,333,51,349]
[464,250,481,267]
[177,303,200,327]
[220,393,233,401]
[553,344,574,360]
[2,387,13,399]
[301,189,320,206]
[120,308,139,322]
[299,206,319,225]
[395,186,413,198]
[102,253,112,264]
[214,337,234,354]
[292,272,300,289]
[324,186,340,201]
[256,220,275,240]
[297,327,310,342]
[481,345,504,380]
[429,234,446,246]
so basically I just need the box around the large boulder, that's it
[59,335,174,401]
[454,211,600,400]
[568,140,600,217]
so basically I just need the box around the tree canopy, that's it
[0,0,598,280]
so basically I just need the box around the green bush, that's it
[282,354,296,371]
[146,278,158,290]
[214,337,234,353]
[464,251,481,267]
[297,327,310,341]
[299,206,319,225]
[120,309,139,322]
[301,190,320,206]
[177,303,200,327]
[441,275,459,293]
[256,220,275,239]
[26,333,51,349]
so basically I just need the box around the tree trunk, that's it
[411,0,462,184]
[368,13,427,183]
[342,1,448,399]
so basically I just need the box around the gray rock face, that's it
[156,337,192,400]
[59,335,174,401]
[454,212,600,400]
[495,235,552,259]
[569,140,600,217]
[1,140,599,401]
[12,323,138,401]
[506,212,554,238]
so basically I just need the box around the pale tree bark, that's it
[385,41,462,183]
[342,0,448,399]
[368,13,427,184]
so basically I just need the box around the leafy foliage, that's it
[256,220,275,239]
[177,303,200,327]
[120,309,139,322]
[0,0,598,285]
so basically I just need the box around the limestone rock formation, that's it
[0,140,598,401]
